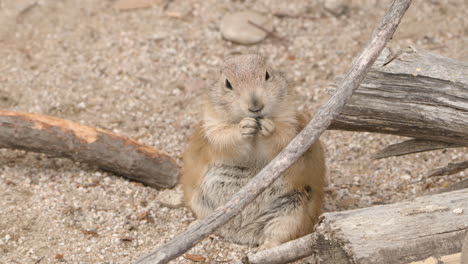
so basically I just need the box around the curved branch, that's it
[135,0,412,263]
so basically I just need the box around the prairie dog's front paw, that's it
[240,117,258,138]
[258,118,275,137]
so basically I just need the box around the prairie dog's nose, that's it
[248,96,264,113]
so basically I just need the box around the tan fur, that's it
[180,54,326,248]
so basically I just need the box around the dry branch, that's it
[242,189,468,264]
[237,234,319,264]
[135,1,412,263]
[428,160,468,177]
[329,47,468,146]
[372,139,462,159]
[0,111,179,189]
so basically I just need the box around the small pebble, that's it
[453,208,464,215]
[322,0,349,16]
[220,11,273,45]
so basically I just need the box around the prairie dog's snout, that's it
[248,95,264,113]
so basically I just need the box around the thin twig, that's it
[134,1,412,263]
[428,160,468,178]
[273,12,321,20]
[247,20,289,45]
[34,256,45,264]
[16,1,38,21]
[236,234,322,264]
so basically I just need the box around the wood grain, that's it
[0,111,179,189]
[330,47,468,146]
[242,189,468,264]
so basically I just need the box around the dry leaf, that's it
[81,229,99,237]
[130,181,144,186]
[113,0,159,10]
[120,236,135,242]
[184,253,206,262]
[137,210,155,223]
[137,211,148,220]
[55,254,64,260]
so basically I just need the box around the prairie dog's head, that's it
[209,54,292,123]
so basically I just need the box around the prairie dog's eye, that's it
[265,71,270,81]
[225,79,233,90]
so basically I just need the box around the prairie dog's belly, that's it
[191,165,313,246]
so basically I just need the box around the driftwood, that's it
[0,111,179,189]
[241,188,468,264]
[135,1,412,263]
[330,46,468,146]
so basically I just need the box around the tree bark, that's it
[0,111,179,189]
[135,1,412,263]
[242,189,468,264]
[329,47,468,146]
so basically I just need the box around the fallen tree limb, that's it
[428,160,468,177]
[135,0,412,263]
[372,139,462,159]
[0,111,179,189]
[236,234,319,264]
[329,46,468,146]
[242,188,468,264]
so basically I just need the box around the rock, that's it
[322,0,349,17]
[220,11,273,45]
[157,186,184,208]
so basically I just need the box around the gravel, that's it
[0,0,467,263]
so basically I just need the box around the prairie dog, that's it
[181,54,326,249]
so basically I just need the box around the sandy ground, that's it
[0,0,467,263]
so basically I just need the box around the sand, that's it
[0,0,467,263]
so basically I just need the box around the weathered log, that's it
[135,1,412,263]
[0,111,179,189]
[329,47,468,146]
[241,189,468,264]
[314,188,468,264]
